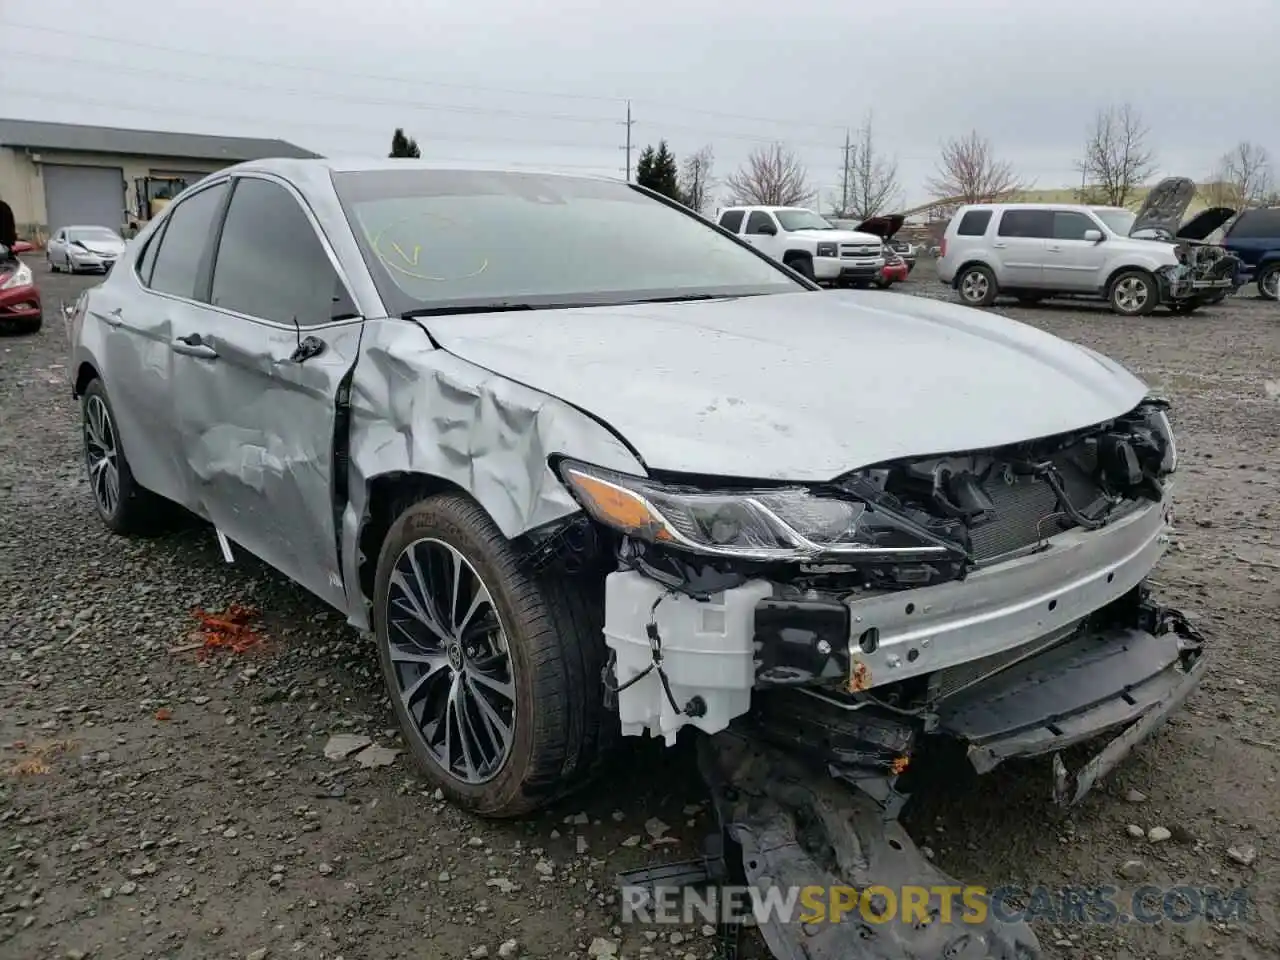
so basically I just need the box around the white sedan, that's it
[47,225,126,274]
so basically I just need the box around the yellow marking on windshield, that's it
[388,241,420,266]
[369,211,489,282]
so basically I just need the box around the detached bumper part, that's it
[935,603,1206,804]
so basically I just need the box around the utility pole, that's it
[839,130,851,216]
[619,100,634,181]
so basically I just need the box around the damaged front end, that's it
[1156,240,1243,303]
[590,398,1205,958]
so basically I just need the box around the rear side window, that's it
[1227,209,1280,239]
[718,210,745,232]
[1052,211,1098,240]
[210,177,353,326]
[136,223,166,286]
[956,210,992,236]
[997,210,1053,238]
[744,211,775,234]
[147,182,229,299]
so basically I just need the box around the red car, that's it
[1,240,42,333]
[877,254,909,288]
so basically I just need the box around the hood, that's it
[854,214,905,241]
[791,228,881,245]
[74,239,125,255]
[421,292,1148,481]
[1130,177,1196,237]
[1176,206,1235,241]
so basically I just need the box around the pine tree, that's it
[635,140,682,202]
[390,128,421,158]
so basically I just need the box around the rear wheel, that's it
[81,379,169,534]
[1202,289,1229,305]
[957,265,998,306]
[373,493,614,817]
[1257,264,1280,301]
[1109,270,1157,316]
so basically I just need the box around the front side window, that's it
[997,210,1053,239]
[210,177,353,326]
[1052,211,1099,241]
[147,182,229,299]
[718,209,745,232]
[333,170,803,315]
[744,211,777,234]
[1092,209,1136,236]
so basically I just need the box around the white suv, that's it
[936,185,1241,316]
[716,206,885,286]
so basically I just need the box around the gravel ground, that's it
[1,264,1277,960]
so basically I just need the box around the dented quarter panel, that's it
[423,290,1151,480]
[338,318,647,630]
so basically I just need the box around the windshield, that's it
[774,209,834,231]
[1092,209,1135,237]
[68,227,121,243]
[332,170,804,314]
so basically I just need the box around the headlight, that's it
[1147,406,1177,474]
[556,460,954,561]
[815,242,837,258]
[0,262,32,290]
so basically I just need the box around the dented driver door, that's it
[170,174,363,611]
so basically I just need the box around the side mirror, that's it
[11,240,33,254]
[756,223,777,236]
[1083,229,1103,243]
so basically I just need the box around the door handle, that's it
[1046,245,1062,252]
[992,242,1007,248]
[171,333,218,359]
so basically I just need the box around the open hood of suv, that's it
[854,214,905,241]
[1176,206,1236,241]
[1130,177,1196,237]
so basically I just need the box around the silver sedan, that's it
[62,158,1202,915]
[47,225,126,273]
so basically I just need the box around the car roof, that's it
[223,156,626,183]
[957,202,1128,213]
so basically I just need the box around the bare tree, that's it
[1075,104,1156,207]
[725,143,813,206]
[1205,141,1273,209]
[836,113,901,219]
[678,144,716,214]
[926,130,1024,204]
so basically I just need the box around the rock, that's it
[438,871,451,882]
[1125,789,1148,803]
[118,880,137,895]
[621,835,641,848]
[587,938,618,958]
[467,836,485,848]
[670,932,684,945]
[318,862,333,875]
[1119,859,1148,882]
[576,835,588,855]
[1147,826,1171,843]
[247,950,268,960]
[498,939,520,958]
[486,878,516,894]
[353,743,400,768]
[471,947,489,959]
[323,733,372,760]
[1127,824,1145,838]
[567,812,589,825]
[1226,844,1257,867]
[534,860,554,876]
[644,817,670,839]
[222,826,239,839]
[99,886,113,899]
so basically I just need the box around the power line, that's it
[0,49,619,126]
[1,20,862,133]
[0,85,623,153]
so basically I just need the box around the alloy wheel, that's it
[960,271,989,303]
[1261,269,1280,300]
[1114,276,1150,313]
[385,538,516,784]
[84,395,120,517]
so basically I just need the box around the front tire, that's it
[957,265,998,306]
[81,379,168,534]
[373,493,613,817]
[1109,270,1157,316]
[784,254,815,282]
[1257,264,1280,301]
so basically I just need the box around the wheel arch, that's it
[1104,264,1156,297]
[782,248,813,263]
[74,360,101,398]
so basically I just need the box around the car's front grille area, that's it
[930,621,1082,702]
[840,244,881,259]
[968,450,1106,563]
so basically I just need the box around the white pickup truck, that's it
[716,206,885,286]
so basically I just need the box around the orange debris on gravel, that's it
[190,603,263,656]
[154,708,172,722]
[5,739,77,777]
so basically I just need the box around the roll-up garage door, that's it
[42,164,126,233]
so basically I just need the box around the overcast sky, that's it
[1,0,1274,209]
